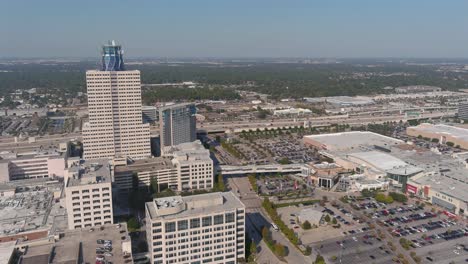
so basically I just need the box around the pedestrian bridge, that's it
[218,163,310,176]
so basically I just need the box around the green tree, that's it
[262,226,271,242]
[274,243,286,257]
[150,177,158,195]
[127,217,140,232]
[302,220,312,230]
[314,254,326,264]
[332,217,337,225]
[324,214,331,223]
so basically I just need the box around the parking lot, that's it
[277,203,369,245]
[258,175,314,198]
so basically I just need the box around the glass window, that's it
[165,222,176,233]
[178,220,188,231]
[214,214,224,225]
[202,216,212,227]
[190,218,200,228]
[225,212,235,223]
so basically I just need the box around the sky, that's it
[1,0,468,58]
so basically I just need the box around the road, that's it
[0,111,454,151]
[227,176,312,264]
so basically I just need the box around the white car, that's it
[453,250,460,255]
[352,237,358,242]
[104,252,113,257]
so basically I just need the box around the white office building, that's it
[146,192,246,264]
[64,159,114,229]
[83,42,151,160]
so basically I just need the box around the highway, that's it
[0,111,455,149]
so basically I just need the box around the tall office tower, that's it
[146,192,246,264]
[83,41,151,160]
[458,101,468,120]
[159,103,196,154]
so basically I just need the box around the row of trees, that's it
[261,226,288,258]
[262,198,300,246]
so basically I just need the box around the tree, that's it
[332,217,337,225]
[305,245,312,256]
[274,243,286,257]
[262,226,271,242]
[127,217,140,232]
[324,214,331,223]
[446,141,454,147]
[303,220,312,230]
[150,177,158,195]
[314,254,326,264]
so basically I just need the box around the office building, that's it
[0,142,69,182]
[64,160,113,229]
[114,141,213,192]
[458,101,468,120]
[159,103,196,154]
[145,192,246,264]
[83,41,151,160]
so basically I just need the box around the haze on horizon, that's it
[1,0,468,59]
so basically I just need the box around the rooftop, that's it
[0,241,16,264]
[408,123,468,142]
[170,141,212,163]
[304,131,403,151]
[348,151,422,176]
[114,157,173,173]
[0,180,65,239]
[66,160,112,187]
[147,192,244,221]
[18,224,132,264]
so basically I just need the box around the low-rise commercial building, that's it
[407,123,468,149]
[145,192,245,264]
[64,160,113,230]
[0,179,66,244]
[304,131,468,216]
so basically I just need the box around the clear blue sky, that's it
[1,0,468,58]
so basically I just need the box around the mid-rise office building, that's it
[146,192,246,264]
[114,141,213,192]
[458,101,468,120]
[159,103,196,154]
[0,142,69,182]
[83,41,151,160]
[64,159,113,229]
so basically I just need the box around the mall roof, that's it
[304,131,403,151]
[348,151,423,176]
[409,123,468,142]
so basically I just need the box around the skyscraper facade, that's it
[159,103,196,153]
[83,41,151,160]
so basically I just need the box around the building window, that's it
[214,214,224,225]
[202,216,212,227]
[190,218,200,228]
[225,212,235,223]
[178,220,188,231]
[165,222,176,233]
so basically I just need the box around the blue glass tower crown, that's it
[101,40,125,71]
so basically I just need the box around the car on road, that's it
[352,237,358,242]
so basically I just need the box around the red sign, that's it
[406,184,417,194]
